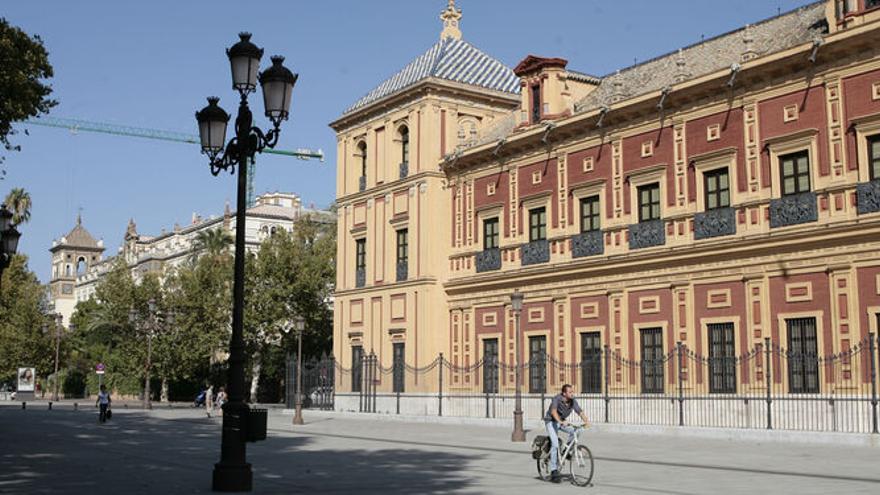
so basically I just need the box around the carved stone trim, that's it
[571,230,604,258]
[769,192,818,228]
[476,248,502,272]
[628,219,666,250]
[694,207,736,240]
[521,239,550,266]
[857,180,880,215]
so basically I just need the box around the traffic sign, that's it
[96,363,105,375]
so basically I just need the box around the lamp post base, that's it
[511,410,526,442]
[293,404,304,425]
[212,461,252,492]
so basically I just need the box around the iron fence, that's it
[329,333,880,434]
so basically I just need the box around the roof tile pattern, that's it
[344,37,520,114]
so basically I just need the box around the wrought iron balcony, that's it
[475,248,501,273]
[694,207,736,240]
[355,268,365,288]
[399,162,409,179]
[571,230,604,258]
[521,239,550,266]
[628,219,666,250]
[857,180,880,215]
[358,175,366,192]
[396,261,408,282]
[769,191,817,228]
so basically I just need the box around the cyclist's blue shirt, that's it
[544,394,582,422]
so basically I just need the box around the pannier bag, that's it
[531,435,550,459]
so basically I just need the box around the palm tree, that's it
[193,228,233,257]
[3,187,31,225]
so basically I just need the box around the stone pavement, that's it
[1,404,879,494]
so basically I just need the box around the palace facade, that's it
[332,0,880,403]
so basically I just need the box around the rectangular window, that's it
[704,168,730,210]
[787,317,819,394]
[483,217,499,250]
[355,239,366,271]
[396,229,408,265]
[640,328,664,394]
[529,207,547,242]
[579,196,601,233]
[780,151,811,196]
[708,323,736,394]
[580,332,602,394]
[392,343,405,393]
[483,338,499,394]
[638,183,661,222]
[531,84,541,124]
[869,135,880,181]
[529,335,547,394]
[351,346,364,393]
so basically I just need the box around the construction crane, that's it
[24,116,324,207]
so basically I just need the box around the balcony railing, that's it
[857,180,880,215]
[396,261,408,282]
[694,207,736,240]
[355,268,366,288]
[399,162,409,179]
[628,219,665,250]
[769,191,817,228]
[571,230,604,258]
[475,248,501,272]
[358,176,366,192]
[521,239,550,266]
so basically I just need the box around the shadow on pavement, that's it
[0,409,481,494]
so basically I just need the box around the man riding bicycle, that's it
[544,384,590,483]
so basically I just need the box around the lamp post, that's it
[293,315,305,425]
[130,298,173,411]
[0,204,22,290]
[510,290,526,442]
[52,313,63,401]
[195,32,298,493]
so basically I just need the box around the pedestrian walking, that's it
[215,386,227,416]
[95,385,111,423]
[205,384,214,418]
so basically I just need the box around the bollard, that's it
[48,402,52,410]
[22,402,26,410]
[74,403,78,411]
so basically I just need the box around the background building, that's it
[333,0,880,427]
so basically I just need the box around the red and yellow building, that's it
[332,1,880,404]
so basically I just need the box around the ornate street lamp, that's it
[510,290,526,442]
[293,315,305,426]
[0,204,21,287]
[196,32,298,493]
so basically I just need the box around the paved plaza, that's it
[1,403,879,494]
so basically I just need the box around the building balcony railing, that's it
[571,230,604,258]
[769,191,817,228]
[694,207,736,240]
[355,268,366,288]
[521,239,550,266]
[399,162,409,179]
[359,176,367,192]
[396,261,408,282]
[475,248,501,273]
[628,219,665,250]
[857,179,880,215]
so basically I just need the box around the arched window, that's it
[76,257,87,275]
[358,141,367,178]
[399,126,409,165]
[65,264,72,277]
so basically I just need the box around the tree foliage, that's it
[3,187,31,225]
[0,254,53,384]
[0,18,56,168]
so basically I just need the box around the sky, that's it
[2,0,814,283]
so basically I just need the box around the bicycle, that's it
[535,424,594,487]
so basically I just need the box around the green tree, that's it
[3,187,31,225]
[0,18,56,168]
[0,254,53,384]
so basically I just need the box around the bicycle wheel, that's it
[536,454,553,481]
[569,445,594,487]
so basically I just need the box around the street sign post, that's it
[96,363,105,389]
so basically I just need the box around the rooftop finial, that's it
[76,207,82,226]
[440,0,462,40]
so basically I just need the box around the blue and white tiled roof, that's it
[343,37,521,115]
